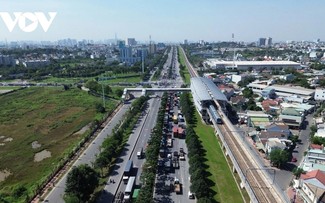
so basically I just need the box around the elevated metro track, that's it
[179,45,287,203]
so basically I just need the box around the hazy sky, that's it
[0,0,324,42]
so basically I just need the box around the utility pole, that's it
[99,75,105,108]
[232,33,236,69]
[142,48,144,74]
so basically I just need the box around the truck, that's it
[174,178,181,194]
[179,148,185,160]
[124,176,135,202]
[173,114,178,124]
[123,160,133,184]
[165,159,172,172]
[137,147,143,159]
[167,138,173,148]
[159,149,165,158]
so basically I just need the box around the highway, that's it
[42,104,131,203]
[153,94,195,203]
[179,45,287,202]
[96,96,161,203]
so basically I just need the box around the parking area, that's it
[154,92,195,203]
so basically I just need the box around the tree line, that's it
[135,92,168,203]
[180,92,215,203]
[64,96,149,202]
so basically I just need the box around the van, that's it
[188,191,195,199]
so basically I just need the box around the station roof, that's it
[191,77,228,102]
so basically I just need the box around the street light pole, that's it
[100,76,105,108]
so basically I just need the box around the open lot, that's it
[0,87,118,202]
[193,110,244,203]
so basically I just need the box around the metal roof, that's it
[191,77,228,102]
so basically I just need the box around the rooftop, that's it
[191,77,228,102]
[206,59,301,66]
[301,170,325,186]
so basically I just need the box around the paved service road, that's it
[43,104,131,203]
[97,96,162,203]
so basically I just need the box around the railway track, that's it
[178,45,285,202]
[218,121,279,202]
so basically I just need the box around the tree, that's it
[85,80,100,92]
[95,103,105,113]
[63,84,70,91]
[115,89,124,97]
[269,149,289,168]
[242,87,253,98]
[293,167,305,179]
[65,164,99,202]
[258,97,264,102]
[104,85,112,94]
[190,178,211,199]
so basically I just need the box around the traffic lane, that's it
[100,104,151,203]
[108,98,160,201]
[45,104,131,203]
[132,98,161,185]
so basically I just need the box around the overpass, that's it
[121,87,191,99]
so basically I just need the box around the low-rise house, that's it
[230,95,246,106]
[279,107,305,128]
[301,146,325,172]
[265,138,287,155]
[297,170,325,203]
[278,73,295,81]
[315,129,325,138]
[261,87,277,99]
[246,111,272,130]
[218,84,235,99]
[261,99,281,115]
[265,122,291,137]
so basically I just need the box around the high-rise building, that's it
[118,40,126,48]
[149,43,157,54]
[266,37,272,47]
[184,39,188,45]
[127,38,137,46]
[258,38,266,46]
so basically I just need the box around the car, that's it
[291,157,297,162]
[188,191,195,199]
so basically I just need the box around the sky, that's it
[0,0,324,43]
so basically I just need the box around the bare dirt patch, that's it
[34,150,52,162]
[3,137,13,142]
[0,170,12,182]
[32,141,41,149]
[73,124,91,135]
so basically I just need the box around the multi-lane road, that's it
[96,95,162,203]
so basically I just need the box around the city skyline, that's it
[0,0,324,42]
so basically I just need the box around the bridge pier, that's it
[240,181,245,189]
[232,165,236,173]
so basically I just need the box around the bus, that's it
[124,176,136,202]
[123,160,133,184]
[132,188,140,201]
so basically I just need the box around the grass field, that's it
[40,73,141,85]
[0,87,118,202]
[40,76,92,84]
[101,76,141,84]
[0,86,22,90]
[193,110,244,203]
[177,47,192,84]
